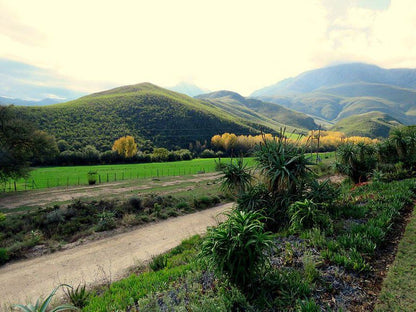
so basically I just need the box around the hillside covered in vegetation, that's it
[12,83,281,151]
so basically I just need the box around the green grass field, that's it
[2,158,255,192]
[2,152,335,193]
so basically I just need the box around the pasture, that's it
[2,152,335,193]
[2,158,255,192]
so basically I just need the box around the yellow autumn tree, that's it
[112,135,138,158]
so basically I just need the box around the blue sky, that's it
[1,0,415,99]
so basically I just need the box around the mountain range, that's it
[4,62,416,148]
[250,63,416,136]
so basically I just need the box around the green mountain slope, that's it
[196,91,318,131]
[12,83,273,151]
[330,112,402,138]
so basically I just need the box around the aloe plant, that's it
[13,284,78,312]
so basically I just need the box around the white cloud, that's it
[0,0,415,96]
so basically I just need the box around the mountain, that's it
[251,63,416,97]
[330,112,403,138]
[167,82,209,97]
[11,83,279,151]
[0,96,65,106]
[250,63,416,134]
[196,90,318,131]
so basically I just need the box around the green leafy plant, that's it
[150,254,168,271]
[336,142,376,183]
[255,135,311,195]
[0,247,9,265]
[13,284,78,311]
[200,210,273,292]
[304,179,340,204]
[95,211,116,232]
[289,199,330,232]
[220,158,252,195]
[64,284,90,308]
[87,171,98,185]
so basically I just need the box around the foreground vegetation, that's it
[66,178,415,311]
[376,207,416,311]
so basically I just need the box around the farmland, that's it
[2,158,255,192]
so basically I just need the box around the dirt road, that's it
[0,203,232,310]
[0,173,220,210]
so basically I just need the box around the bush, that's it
[304,179,340,204]
[336,142,376,183]
[200,149,217,158]
[200,210,273,292]
[127,197,143,212]
[65,283,90,308]
[289,199,331,232]
[150,254,168,271]
[220,158,252,195]
[0,248,9,265]
[95,211,116,232]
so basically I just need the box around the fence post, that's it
[14,181,17,192]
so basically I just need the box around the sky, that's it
[1,0,415,99]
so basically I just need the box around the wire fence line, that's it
[2,165,214,193]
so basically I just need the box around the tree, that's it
[112,135,138,158]
[0,106,58,182]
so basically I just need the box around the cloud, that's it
[0,2,46,46]
[0,0,415,96]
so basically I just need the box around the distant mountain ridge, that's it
[250,63,416,136]
[251,63,416,97]
[167,82,209,97]
[0,96,65,106]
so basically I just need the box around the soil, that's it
[0,203,232,310]
[0,173,221,210]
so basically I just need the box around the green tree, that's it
[0,106,58,182]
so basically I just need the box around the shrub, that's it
[289,200,331,232]
[150,254,168,271]
[237,183,271,212]
[336,142,376,183]
[0,248,9,265]
[95,211,116,232]
[127,197,143,212]
[200,210,273,292]
[65,283,90,308]
[13,284,77,312]
[200,149,217,158]
[255,136,311,195]
[220,158,252,195]
[175,202,190,211]
[87,171,98,185]
[304,179,340,204]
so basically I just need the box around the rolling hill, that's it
[251,63,416,136]
[196,90,318,131]
[10,83,287,151]
[330,112,403,138]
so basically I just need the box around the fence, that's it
[2,165,214,192]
